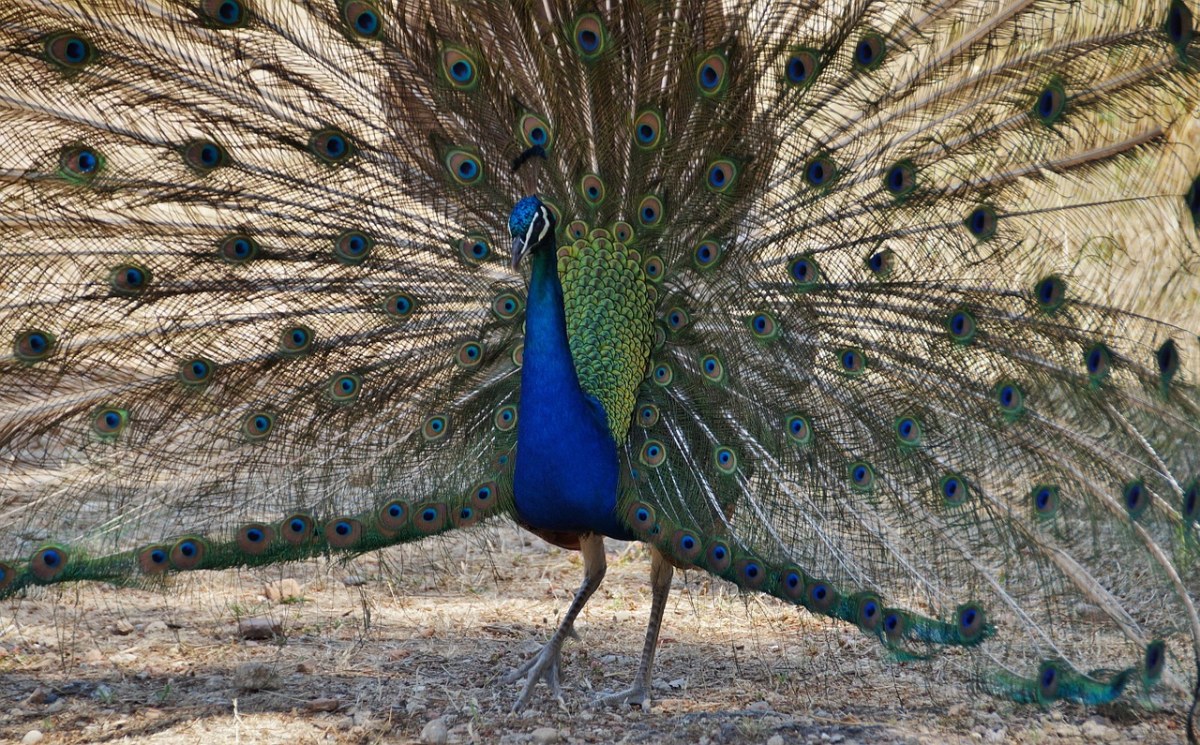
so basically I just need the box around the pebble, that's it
[767,736,785,745]
[531,726,561,744]
[233,662,280,691]
[237,618,282,640]
[421,716,449,744]
[22,730,43,745]
[144,620,169,634]
[111,620,135,636]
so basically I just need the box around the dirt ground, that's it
[0,524,1191,745]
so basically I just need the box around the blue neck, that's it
[512,244,632,541]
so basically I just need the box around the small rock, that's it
[45,698,67,714]
[747,700,771,713]
[110,652,138,665]
[264,578,303,603]
[296,662,314,674]
[22,730,43,745]
[767,736,785,745]
[342,575,368,587]
[421,716,449,744]
[307,698,340,712]
[1082,718,1118,743]
[984,728,1007,743]
[144,620,169,634]
[111,620,135,636]
[531,726,560,744]
[234,662,280,691]
[23,688,55,705]
[237,618,282,640]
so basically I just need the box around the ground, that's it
[0,524,1190,744]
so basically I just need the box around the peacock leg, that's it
[506,532,607,712]
[596,544,674,709]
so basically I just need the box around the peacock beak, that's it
[511,236,527,269]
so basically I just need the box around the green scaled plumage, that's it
[0,0,1199,736]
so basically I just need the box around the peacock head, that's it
[509,195,557,268]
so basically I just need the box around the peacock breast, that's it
[557,225,654,442]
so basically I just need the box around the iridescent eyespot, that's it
[492,292,523,320]
[700,354,725,383]
[1157,339,1180,384]
[445,149,483,185]
[633,109,663,150]
[748,312,778,340]
[641,255,665,282]
[309,128,355,164]
[14,330,54,362]
[895,416,922,446]
[946,309,977,343]
[460,235,491,264]
[110,264,150,296]
[995,381,1024,418]
[805,578,837,613]
[665,307,689,331]
[1033,81,1066,125]
[219,234,259,264]
[565,220,588,241]
[328,372,361,402]
[31,546,68,582]
[179,357,215,387]
[789,255,820,289]
[200,0,248,27]
[640,439,666,467]
[855,594,882,632]
[573,14,606,60]
[281,514,315,544]
[324,518,363,548]
[341,1,382,39]
[236,523,275,555]
[849,461,875,490]
[442,47,479,90]
[471,481,497,511]
[518,112,553,149]
[334,231,374,265]
[92,407,128,438]
[1182,479,1198,527]
[1037,663,1060,702]
[956,603,988,644]
[1167,0,1195,51]
[1033,276,1065,313]
[713,446,737,474]
[884,162,915,198]
[1084,340,1108,381]
[580,174,605,205]
[695,52,728,95]
[1123,479,1152,519]
[694,239,722,269]
[511,344,524,367]
[170,537,207,570]
[1144,639,1167,683]
[651,362,673,386]
[805,156,836,187]
[415,503,449,533]
[494,404,518,431]
[181,139,228,173]
[456,340,483,368]
[940,473,969,506]
[45,32,95,70]
[379,501,409,534]
[706,159,737,193]
[59,145,102,182]
[964,205,997,240]
[1031,484,1059,518]
[611,221,634,244]
[423,414,449,441]
[243,412,274,440]
[384,292,415,319]
[637,404,660,428]
[638,195,664,227]
[138,545,171,575]
[866,249,894,277]
[279,325,314,355]
[786,414,813,445]
[784,49,819,85]
[853,33,885,69]
[837,348,867,375]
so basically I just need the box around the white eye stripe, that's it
[536,205,551,242]
[523,207,540,248]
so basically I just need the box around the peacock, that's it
[1,0,1199,736]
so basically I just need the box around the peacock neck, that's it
[513,242,632,542]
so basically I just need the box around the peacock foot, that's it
[595,684,651,710]
[504,639,565,712]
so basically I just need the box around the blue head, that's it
[509,195,557,268]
